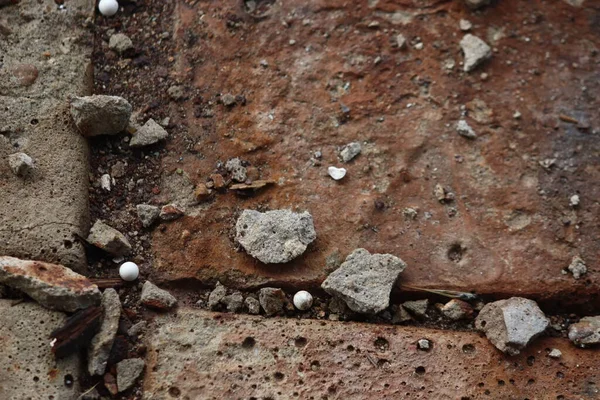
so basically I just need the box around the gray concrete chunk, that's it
[88,289,121,376]
[460,34,492,72]
[0,256,101,312]
[108,33,133,54]
[87,220,132,257]
[129,118,168,147]
[568,316,600,346]
[457,119,477,139]
[70,95,132,137]
[208,281,227,310]
[141,281,177,310]
[340,142,361,162]
[236,209,317,264]
[475,297,549,355]
[321,248,407,314]
[136,204,160,228]
[116,358,145,392]
[8,152,35,176]
[0,300,82,400]
[259,287,286,316]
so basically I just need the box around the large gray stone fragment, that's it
[140,281,177,310]
[88,289,122,376]
[70,95,132,137]
[129,118,168,147]
[475,297,549,355]
[87,220,132,257]
[136,204,160,228]
[568,316,600,346]
[460,34,492,72]
[0,256,101,312]
[116,358,145,392]
[321,248,407,314]
[108,33,133,54]
[340,142,361,162]
[235,209,317,264]
[8,152,35,176]
[259,287,286,316]
[0,300,82,400]
[208,281,227,310]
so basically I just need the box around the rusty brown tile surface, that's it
[143,308,600,399]
[150,0,600,305]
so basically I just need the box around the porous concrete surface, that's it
[143,308,599,399]
[0,300,81,400]
[0,0,94,271]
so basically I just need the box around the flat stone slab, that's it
[143,309,599,399]
[0,300,81,400]
[149,0,600,306]
[0,0,93,272]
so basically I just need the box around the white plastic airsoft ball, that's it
[293,290,313,311]
[98,0,119,17]
[119,261,139,281]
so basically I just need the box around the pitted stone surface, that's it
[235,209,316,264]
[0,300,81,400]
[143,308,598,399]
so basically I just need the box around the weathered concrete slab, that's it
[0,0,94,271]
[0,300,81,400]
[144,309,600,399]
[148,0,600,306]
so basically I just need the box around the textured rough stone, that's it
[143,308,598,399]
[116,358,145,392]
[159,203,184,221]
[11,64,39,86]
[208,281,227,310]
[88,289,121,376]
[140,281,177,310]
[108,33,133,54]
[129,118,168,147]
[402,299,429,318]
[236,209,317,264]
[8,152,35,176]
[568,316,600,346]
[225,157,248,182]
[222,291,244,312]
[460,34,492,72]
[87,220,132,257]
[340,142,361,162]
[475,297,549,355]
[441,299,474,320]
[0,300,81,400]
[70,95,132,137]
[567,256,587,279]
[136,204,160,228]
[259,287,286,316]
[392,304,413,323]
[245,296,260,314]
[0,256,100,312]
[456,119,477,139]
[321,248,407,314]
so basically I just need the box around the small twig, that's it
[77,383,99,400]
[366,353,378,368]
[400,285,479,301]
[10,298,25,307]
[559,114,580,124]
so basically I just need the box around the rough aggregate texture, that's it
[475,297,549,355]
[321,248,407,314]
[236,209,316,264]
[87,288,121,376]
[70,95,132,137]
